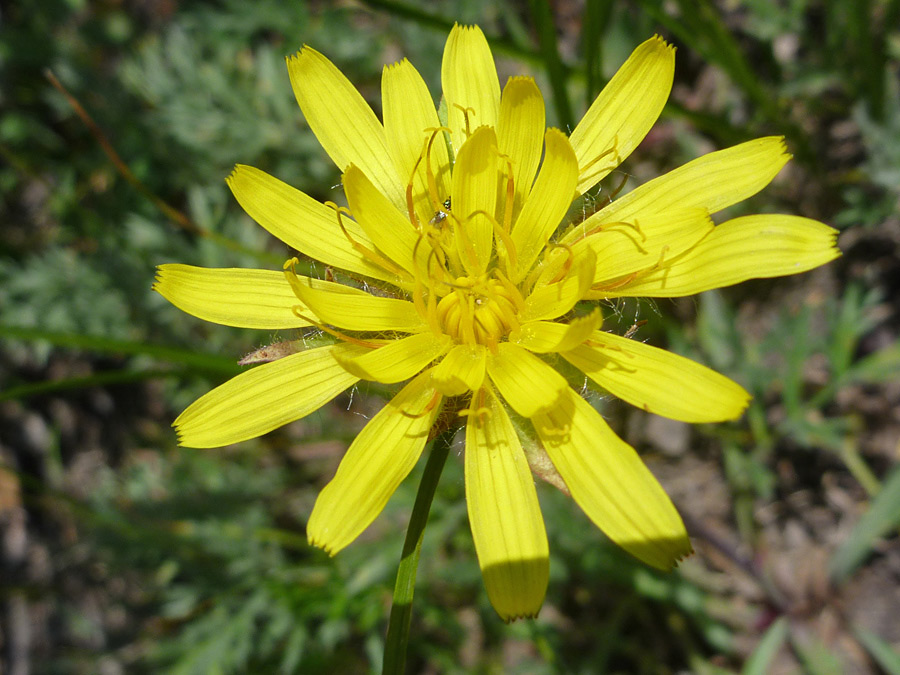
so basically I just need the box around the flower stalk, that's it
[383,426,454,674]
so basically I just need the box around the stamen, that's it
[569,219,646,246]
[544,242,575,284]
[590,271,639,293]
[405,164,421,229]
[491,216,519,279]
[325,201,409,279]
[458,388,489,420]
[453,103,476,138]
[588,242,671,295]
[423,126,452,211]
[289,307,382,348]
[451,211,483,272]
[500,155,515,234]
[282,258,383,349]
[493,270,527,313]
[459,290,478,344]
[399,390,442,418]
[578,137,620,179]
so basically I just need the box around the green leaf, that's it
[0,325,241,374]
[829,464,900,583]
[853,625,900,675]
[791,635,844,675]
[742,617,788,675]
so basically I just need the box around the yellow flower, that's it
[154,25,839,621]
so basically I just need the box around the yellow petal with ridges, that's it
[287,276,425,332]
[307,370,442,554]
[570,36,675,194]
[343,164,420,277]
[287,47,404,209]
[227,166,395,283]
[579,208,714,286]
[497,77,545,213]
[511,310,602,354]
[487,343,567,418]
[432,344,487,396]
[382,58,451,228]
[451,126,499,275]
[154,264,313,329]
[174,343,368,448]
[334,333,451,383]
[510,129,579,281]
[533,388,692,569]
[601,214,840,298]
[466,387,549,621]
[442,24,500,156]
[564,331,751,422]
[565,137,791,243]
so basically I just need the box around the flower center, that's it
[436,277,520,347]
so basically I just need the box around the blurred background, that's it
[2,1,899,673]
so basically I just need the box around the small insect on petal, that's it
[238,340,302,365]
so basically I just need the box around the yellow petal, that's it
[511,310,602,354]
[570,36,675,194]
[570,137,790,233]
[564,331,751,422]
[451,126,499,275]
[153,264,312,329]
[432,343,487,396]
[307,370,442,554]
[382,58,451,228]
[174,343,367,448]
[441,24,500,156]
[343,164,420,278]
[603,214,840,298]
[580,208,714,286]
[510,129,579,281]
[521,247,596,322]
[532,388,692,569]
[497,77,545,213]
[335,333,451,383]
[487,343,567,417]
[227,165,395,283]
[287,275,425,332]
[286,47,404,210]
[466,387,549,621]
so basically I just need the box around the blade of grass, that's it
[637,0,814,163]
[583,0,613,108]
[742,617,789,675]
[1,368,180,402]
[853,625,900,675]
[790,635,844,675]
[829,463,900,584]
[0,325,241,374]
[526,0,574,130]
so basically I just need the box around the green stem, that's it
[838,438,881,498]
[527,0,574,131]
[382,427,454,675]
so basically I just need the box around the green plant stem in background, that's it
[526,0,574,131]
[583,0,613,107]
[382,426,455,674]
[0,325,241,375]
